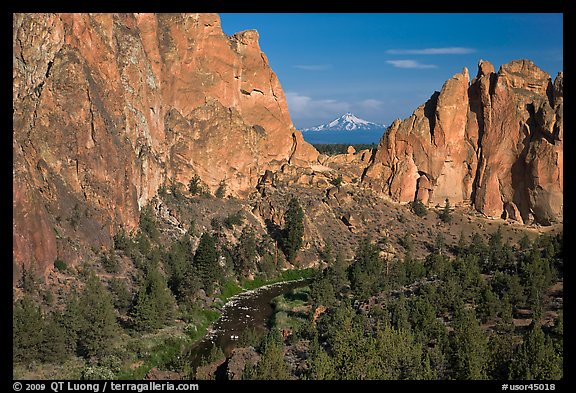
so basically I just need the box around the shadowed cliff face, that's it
[363,59,562,226]
[13,13,318,280]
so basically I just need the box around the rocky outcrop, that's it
[13,13,318,280]
[363,59,562,225]
[226,347,260,380]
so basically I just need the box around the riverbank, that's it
[219,268,316,301]
[117,268,316,379]
[185,275,315,372]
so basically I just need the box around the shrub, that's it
[188,175,201,195]
[224,211,243,229]
[170,181,183,199]
[399,233,414,252]
[439,198,452,223]
[411,199,427,217]
[330,175,343,187]
[215,180,227,198]
[54,259,67,272]
[101,253,120,274]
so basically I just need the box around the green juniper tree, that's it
[234,226,258,277]
[439,198,452,223]
[194,232,221,295]
[76,274,119,358]
[281,197,304,263]
[13,295,43,362]
[511,315,562,380]
[132,265,176,331]
[411,199,427,217]
[450,302,488,380]
[253,330,290,380]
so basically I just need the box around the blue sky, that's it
[220,13,563,129]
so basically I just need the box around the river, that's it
[187,279,311,369]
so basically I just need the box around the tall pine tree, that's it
[132,266,176,331]
[281,198,304,263]
[512,318,562,379]
[194,232,221,295]
[234,226,258,277]
[13,295,43,362]
[77,274,119,358]
[450,303,488,379]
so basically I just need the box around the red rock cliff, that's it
[363,59,562,225]
[13,13,318,280]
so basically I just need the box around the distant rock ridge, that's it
[13,13,318,280]
[304,113,385,132]
[363,59,563,225]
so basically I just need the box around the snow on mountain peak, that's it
[304,113,385,132]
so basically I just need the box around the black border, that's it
[7,1,573,390]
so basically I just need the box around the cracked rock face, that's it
[13,13,318,280]
[363,59,562,225]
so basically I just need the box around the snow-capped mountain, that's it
[303,113,385,132]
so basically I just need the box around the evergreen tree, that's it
[477,285,499,324]
[131,291,156,331]
[132,266,176,331]
[450,303,488,379]
[180,265,203,302]
[281,198,304,263]
[310,276,337,307]
[194,232,221,295]
[469,233,489,267]
[439,198,452,223]
[139,204,160,242]
[253,330,290,380]
[77,274,119,358]
[434,232,446,255]
[188,175,201,195]
[521,249,552,310]
[488,226,505,272]
[320,242,335,264]
[20,263,40,295]
[61,292,83,356]
[487,331,516,379]
[40,312,69,363]
[512,319,562,380]
[307,337,336,379]
[457,231,467,256]
[372,323,424,379]
[326,251,349,295]
[391,295,411,332]
[320,302,365,379]
[215,180,226,198]
[399,233,414,253]
[410,295,439,342]
[348,239,384,300]
[234,226,258,277]
[519,234,532,251]
[108,278,132,313]
[486,298,516,379]
[411,199,427,217]
[166,235,194,299]
[13,295,43,362]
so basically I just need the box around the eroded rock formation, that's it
[13,13,318,279]
[363,59,562,225]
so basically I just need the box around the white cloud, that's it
[292,64,332,71]
[286,93,388,127]
[386,47,476,55]
[359,99,384,110]
[385,60,437,69]
[285,92,350,122]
